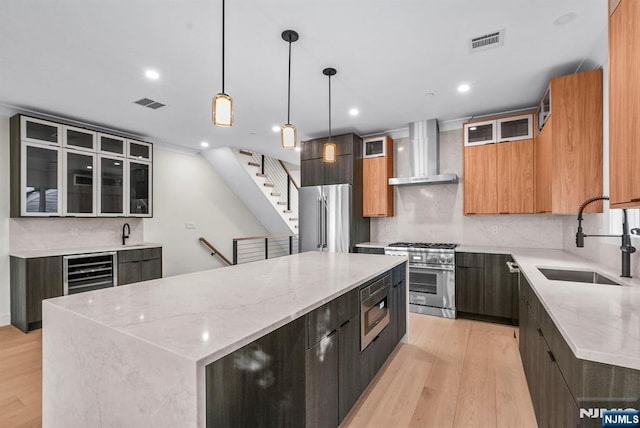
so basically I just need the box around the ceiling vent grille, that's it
[470,30,504,52]
[134,98,166,110]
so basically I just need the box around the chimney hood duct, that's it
[388,119,459,186]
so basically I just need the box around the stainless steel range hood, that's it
[388,119,459,186]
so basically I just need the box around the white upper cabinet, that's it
[128,140,152,161]
[98,133,126,157]
[21,116,61,146]
[497,114,533,142]
[63,125,96,152]
[464,119,496,146]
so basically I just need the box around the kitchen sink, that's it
[538,268,621,286]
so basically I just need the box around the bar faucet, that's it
[122,223,131,246]
[575,196,636,278]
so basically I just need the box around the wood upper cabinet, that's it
[609,0,640,207]
[532,69,603,214]
[464,144,497,214]
[497,139,534,214]
[363,136,394,217]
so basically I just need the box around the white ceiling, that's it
[0,0,606,163]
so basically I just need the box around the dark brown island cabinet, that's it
[519,274,640,428]
[10,247,162,333]
[206,262,407,427]
[455,252,519,322]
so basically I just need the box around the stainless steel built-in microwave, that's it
[363,136,387,158]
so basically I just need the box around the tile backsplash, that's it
[371,129,567,248]
[10,218,143,252]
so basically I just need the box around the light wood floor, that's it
[0,314,536,428]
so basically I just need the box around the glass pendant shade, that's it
[213,93,233,127]
[323,142,337,163]
[281,124,297,149]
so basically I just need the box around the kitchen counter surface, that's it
[460,245,640,371]
[355,241,390,249]
[42,252,406,427]
[10,242,163,258]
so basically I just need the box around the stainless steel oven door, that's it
[408,264,455,310]
[360,276,391,351]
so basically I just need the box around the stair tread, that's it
[283,210,292,213]
[248,162,260,167]
[256,173,267,178]
[239,149,253,156]
[277,202,287,205]
[271,192,281,197]
[289,218,298,221]
[263,183,275,187]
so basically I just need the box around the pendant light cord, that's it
[221,0,225,94]
[328,74,332,140]
[287,37,292,124]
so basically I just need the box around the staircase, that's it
[202,147,299,235]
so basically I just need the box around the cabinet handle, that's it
[372,334,380,343]
[632,198,640,202]
[537,328,543,337]
[499,212,510,215]
[339,320,350,328]
[327,329,337,338]
[547,351,556,362]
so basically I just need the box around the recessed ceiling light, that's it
[554,12,577,26]
[349,108,359,116]
[145,69,160,80]
[200,141,209,148]
[272,125,281,133]
[457,83,471,93]
[295,147,301,152]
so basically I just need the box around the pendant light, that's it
[212,0,233,127]
[281,30,299,149]
[322,67,337,163]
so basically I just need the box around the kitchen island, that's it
[42,252,407,428]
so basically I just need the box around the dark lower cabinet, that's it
[205,262,408,427]
[306,331,339,428]
[10,256,63,332]
[456,252,518,321]
[117,247,162,285]
[338,315,360,422]
[519,273,639,428]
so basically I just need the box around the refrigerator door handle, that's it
[322,196,328,248]
[317,197,322,248]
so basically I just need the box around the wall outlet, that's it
[185,223,196,229]
[71,228,79,237]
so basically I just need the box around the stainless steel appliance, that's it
[384,242,457,318]
[299,184,351,253]
[360,274,391,351]
[63,252,118,295]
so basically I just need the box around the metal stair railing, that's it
[232,234,299,265]
[198,237,233,266]
[250,152,299,221]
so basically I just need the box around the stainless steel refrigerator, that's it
[299,184,352,253]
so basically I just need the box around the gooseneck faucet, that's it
[122,223,131,246]
[575,196,637,278]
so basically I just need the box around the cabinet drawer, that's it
[455,252,485,268]
[337,289,359,326]
[307,300,338,348]
[118,247,161,263]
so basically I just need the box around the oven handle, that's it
[361,286,389,310]
[409,264,455,272]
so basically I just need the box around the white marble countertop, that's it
[355,241,391,249]
[10,242,163,258]
[44,251,406,365]
[459,246,640,371]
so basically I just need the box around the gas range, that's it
[383,242,458,319]
[384,242,458,267]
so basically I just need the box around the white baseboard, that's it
[0,312,10,327]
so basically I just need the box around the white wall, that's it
[0,116,10,325]
[143,147,268,277]
[371,129,567,248]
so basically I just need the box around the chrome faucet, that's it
[122,223,131,246]
[575,196,636,278]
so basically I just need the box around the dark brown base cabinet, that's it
[10,256,63,333]
[519,274,640,428]
[117,248,162,285]
[205,262,407,427]
[455,252,518,322]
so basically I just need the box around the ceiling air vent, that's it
[134,98,166,110]
[470,29,504,52]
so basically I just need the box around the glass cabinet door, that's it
[99,156,125,215]
[21,117,61,145]
[464,120,496,146]
[23,144,62,215]
[497,114,533,142]
[99,134,126,156]
[129,161,151,216]
[63,126,96,151]
[128,140,152,161]
[65,151,96,215]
